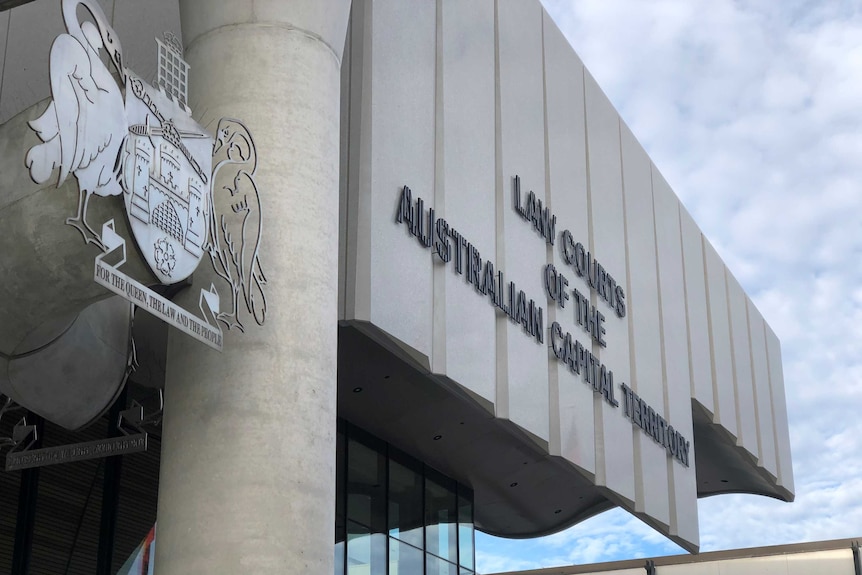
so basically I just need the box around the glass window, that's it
[425,470,457,563]
[347,521,386,575]
[335,421,475,575]
[388,451,423,549]
[457,487,474,570]
[426,554,458,575]
[347,435,386,533]
[388,537,423,575]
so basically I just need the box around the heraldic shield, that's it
[121,74,213,285]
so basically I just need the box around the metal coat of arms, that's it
[24,0,267,348]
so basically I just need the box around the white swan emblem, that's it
[25,0,127,249]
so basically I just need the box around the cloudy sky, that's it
[477,0,862,572]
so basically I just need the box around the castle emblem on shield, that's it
[121,71,212,285]
[25,0,267,343]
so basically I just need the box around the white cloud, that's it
[477,0,862,571]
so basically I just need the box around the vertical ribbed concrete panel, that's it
[621,124,669,529]
[726,271,759,462]
[541,10,594,476]
[0,9,8,116]
[747,299,778,479]
[703,240,738,438]
[368,0,437,364]
[584,71,635,506]
[337,18,351,322]
[680,207,714,416]
[342,1,370,324]
[496,0,549,445]
[766,325,795,496]
[438,0,497,407]
[156,1,350,573]
[652,169,698,550]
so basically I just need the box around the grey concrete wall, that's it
[340,0,794,551]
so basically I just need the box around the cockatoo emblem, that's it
[25,0,127,250]
[206,119,267,331]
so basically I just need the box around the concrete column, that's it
[154,2,350,574]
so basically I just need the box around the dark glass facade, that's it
[336,422,475,575]
[0,385,162,575]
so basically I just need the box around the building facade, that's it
[495,538,862,575]
[0,0,793,574]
